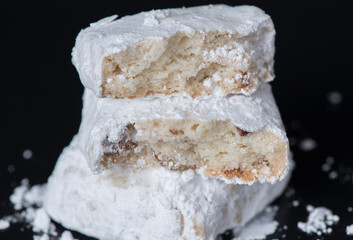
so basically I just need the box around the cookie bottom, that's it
[44,137,291,240]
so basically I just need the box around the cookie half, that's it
[77,83,288,184]
[72,5,275,98]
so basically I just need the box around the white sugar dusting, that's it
[346,224,353,236]
[233,206,279,240]
[297,206,339,236]
[299,138,317,151]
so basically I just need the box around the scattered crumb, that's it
[7,165,15,173]
[23,149,33,160]
[321,163,331,172]
[33,208,51,233]
[297,206,339,236]
[322,156,335,172]
[326,156,335,164]
[292,200,300,207]
[328,171,338,180]
[7,179,53,238]
[346,225,353,236]
[0,219,10,230]
[10,179,30,210]
[285,188,295,198]
[3,179,78,240]
[33,235,50,240]
[59,231,77,240]
[327,91,342,105]
[299,138,317,151]
[233,206,278,240]
[306,205,314,212]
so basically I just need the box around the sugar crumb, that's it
[321,163,331,172]
[0,219,10,230]
[59,230,77,240]
[33,234,50,240]
[23,149,33,160]
[33,208,51,233]
[328,171,338,180]
[5,179,58,239]
[292,200,300,207]
[297,206,339,236]
[299,138,317,152]
[346,224,353,236]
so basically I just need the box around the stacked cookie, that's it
[44,5,292,240]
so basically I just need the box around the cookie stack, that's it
[44,5,292,240]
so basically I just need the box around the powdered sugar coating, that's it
[44,137,291,240]
[72,4,275,97]
[77,83,288,183]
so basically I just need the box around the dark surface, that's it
[1,0,353,239]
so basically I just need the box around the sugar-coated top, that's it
[72,4,274,97]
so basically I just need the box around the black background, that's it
[1,0,353,239]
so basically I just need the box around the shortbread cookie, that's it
[44,138,292,240]
[77,83,288,184]
[72,5,275,99]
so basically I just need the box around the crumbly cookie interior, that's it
[101,120,286,182]
[102,31,273,98]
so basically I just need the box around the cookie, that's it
[77,83,288,184]
[44,137,292,240]
[72,5,275,99]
